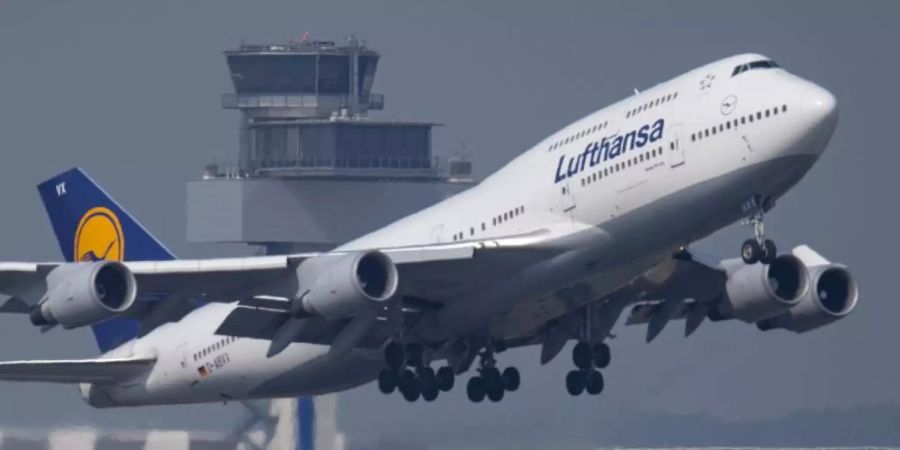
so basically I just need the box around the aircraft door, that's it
[560,181,576,214]
[667,125,686,168]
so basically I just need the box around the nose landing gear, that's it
[740,195,777,265]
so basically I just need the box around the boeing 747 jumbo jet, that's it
[0,53,856,406]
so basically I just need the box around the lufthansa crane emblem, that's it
[721,95,738,115]
[74,207,125,262]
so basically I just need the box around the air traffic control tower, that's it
[187,37,474,253]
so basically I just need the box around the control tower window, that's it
[227,55,317,94]
[318,55,351,94]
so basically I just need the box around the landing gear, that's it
[380,342,455,403]
[567,340,609,396]
[377,369,397,394]
[465,343,520,403]
[436,366,455,392]
[741,195,777,265]
[566,369,604,396]
[398,369,420,402]
[466,376,486,403]
[381,339,519,404]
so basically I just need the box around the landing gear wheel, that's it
[585,370,604,395]
[422,386,441,403]
[741,239,762,264]
[377,369,397,394]
[566,370,586,396]
[398,369,420,402]
[417,367,437,393]
[436,366,455,392]
[592,343,611,369]
[572,342,592,370]
[502,367,520,392]
[761,239,777,265]
[405,344,424,368]
[481,367,501,389]
[486,383,505,402]
[466,376,486,403]
[384,342,405,369]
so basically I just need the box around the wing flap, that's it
[0,356,155,384]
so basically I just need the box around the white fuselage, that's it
[85,53,838,407]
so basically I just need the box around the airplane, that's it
[0,53,857,406]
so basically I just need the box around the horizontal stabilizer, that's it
[0,356,155,384]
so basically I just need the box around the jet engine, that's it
[757,264,858,333]
[713,254,810,323]
[292,250,398,319]
[30,261,137,329]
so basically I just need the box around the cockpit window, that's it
[731,60,780,77]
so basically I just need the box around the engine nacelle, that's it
[30,261,137,329]
[714,254,810,323]
[293,251,398,319]
[757,264,858,333]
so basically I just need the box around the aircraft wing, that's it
[0,356,155,384]
[618,250,728,341]
[0,227,569,321]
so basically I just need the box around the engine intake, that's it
[294,251,398,319]
[714,254,810,323]
[30,261,137,329]
[757,265,859,333]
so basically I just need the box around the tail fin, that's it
[36,168,177,352]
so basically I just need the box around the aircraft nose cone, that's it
[805,83,838,128]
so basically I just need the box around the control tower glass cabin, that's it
[188,38,473,252]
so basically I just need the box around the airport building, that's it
[187,37,474,253]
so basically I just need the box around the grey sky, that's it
[0,0,898,445]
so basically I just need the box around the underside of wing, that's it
[0,356,156,384]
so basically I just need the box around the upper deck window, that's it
[731,60,780,77]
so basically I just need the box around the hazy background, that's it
[0,0,898,447]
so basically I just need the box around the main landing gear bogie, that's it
[379,342,455,403]
[567,341,609,397]
[466,366,520,403]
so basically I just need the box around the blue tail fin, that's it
[36,168,177,352]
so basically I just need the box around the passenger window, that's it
[726,122,731,130]
[691,133,696,141]
[782,105,787,112]
[772,107,778,115]
[756,112,762,120]
[749,115,754,122]
[765,109,770,117]
[741,117,746,124]
[718,124,724,132]
[704,129,710,137]
[712,127,717,135]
